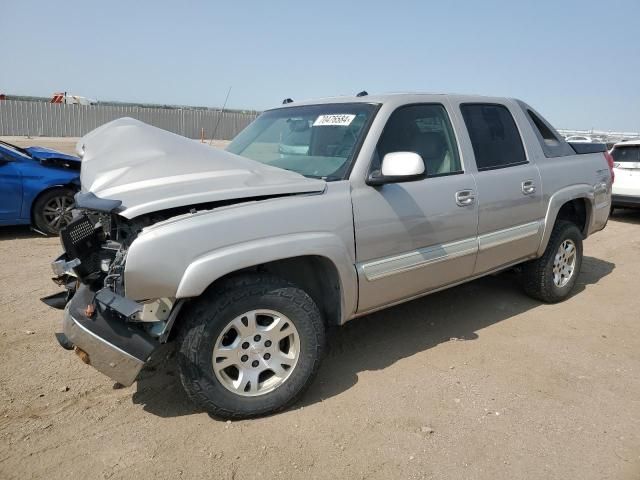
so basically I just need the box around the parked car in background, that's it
[0,140,80,234]
[610,140,640,210]
[564,135,593,143]
[45,94,612,418]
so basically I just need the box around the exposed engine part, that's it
[54,210,160,313]
[100,258,111,272]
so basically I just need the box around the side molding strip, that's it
[359,220,543,282]
[361,237,478,281]
[478,220,542,251]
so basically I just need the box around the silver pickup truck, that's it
[44,93,613,419]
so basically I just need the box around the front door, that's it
[351,103,479,313]
[0,156,22,222]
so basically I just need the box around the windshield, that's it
[227,103,377,180]
[612,146,640,163]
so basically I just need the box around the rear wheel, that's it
[521,220,583,303]
[177,274,325,419]
[32,188,75,235]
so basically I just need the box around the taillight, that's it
[604,151,615,183]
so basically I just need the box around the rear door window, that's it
[460,104,527,171]
[612,146,640,163]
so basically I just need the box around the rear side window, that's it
[517,101,576,158]
[460,104,527,171]
[527,110,559,146]
[612,146,640,163]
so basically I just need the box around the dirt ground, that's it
[0,137,639,479]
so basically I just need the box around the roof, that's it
[613,139,640,147]
[272,92,519,109]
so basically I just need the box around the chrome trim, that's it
[62,306,145,386]
[455,189,476,206]
[361,237,478,281]
[478,220,542,251]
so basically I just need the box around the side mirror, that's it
[0,153,14,165]
[367,152,425,186]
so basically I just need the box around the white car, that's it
[565,135,593,143]
[611,140,640,210]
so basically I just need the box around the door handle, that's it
[455,189,475,207]
[521,180,536,195]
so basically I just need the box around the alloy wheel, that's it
[212,309,300,397]
[552,239,577,287]
[42,195,74,231]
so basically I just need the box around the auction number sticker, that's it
[313,114,356,127]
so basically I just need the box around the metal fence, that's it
[0,100,259,140]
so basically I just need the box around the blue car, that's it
[0,140,80,234]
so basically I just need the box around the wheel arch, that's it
[537,186,593,256]
[215,256,343,327]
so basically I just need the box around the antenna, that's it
[356,90,368,97]
[209,86,232,146]
[282,98,294,104]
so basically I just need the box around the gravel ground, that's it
[0,137,638,479]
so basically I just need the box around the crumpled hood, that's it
[25,146,81,163]
[77,118,326,219]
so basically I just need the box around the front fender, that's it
[123,182,356,318]
[174,232,357,321]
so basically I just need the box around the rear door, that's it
[453,101,544,274]
[351,103,479,313]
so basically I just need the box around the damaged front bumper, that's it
[59,284,159,386]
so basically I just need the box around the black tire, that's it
[176,273,325,419]
[32,188,76,235]
[521,220,583,303]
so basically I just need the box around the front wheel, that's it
[521,220,583,303]
[176,274,325,419]
[32,188,75,235]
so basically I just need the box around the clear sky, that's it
[1,0,638,131]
